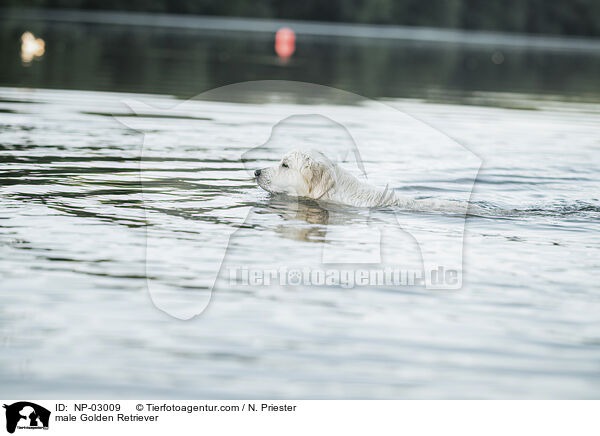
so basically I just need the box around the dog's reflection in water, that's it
[268,197,330,243]
[265,196,374,244]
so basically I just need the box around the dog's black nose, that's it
[254,169,261,177]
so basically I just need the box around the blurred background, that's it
[1,0,599,101]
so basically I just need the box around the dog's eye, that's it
[281,162,289,168]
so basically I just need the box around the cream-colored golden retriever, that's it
[255,148,471,213]
[254,148,405,207]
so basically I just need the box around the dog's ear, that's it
[301,157,335,199]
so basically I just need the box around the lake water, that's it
[1,18,600,398]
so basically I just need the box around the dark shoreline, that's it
[3,7,600,52]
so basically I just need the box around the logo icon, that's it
[3,402,50,434]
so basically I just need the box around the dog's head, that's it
[254,149,336,199]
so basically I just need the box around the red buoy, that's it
[275,28,295,59]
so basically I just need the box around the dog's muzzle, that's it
[254,169,261,177]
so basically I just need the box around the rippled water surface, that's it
[1,84,599,398]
